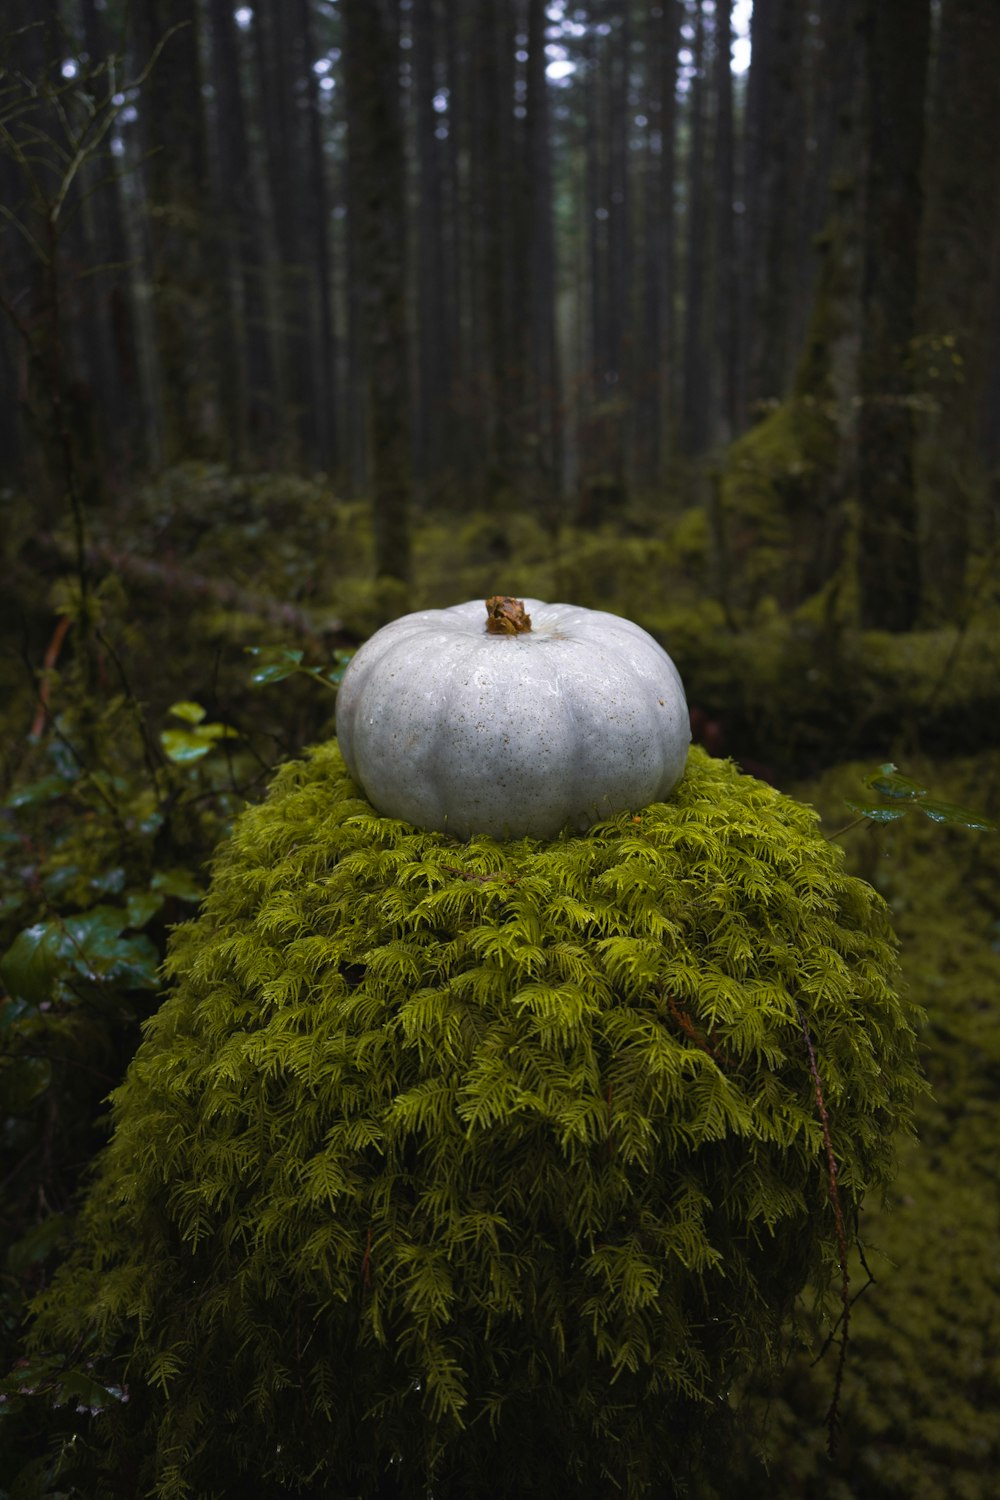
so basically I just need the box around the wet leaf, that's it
[844,801,908,824]
[0,1355,126,1412]
[0,923,63,1005]
[245,645,304,685]
[55,1367,127,1412]
[917,798,996,832]
[0,909,160,1003]
[863,764,928,800]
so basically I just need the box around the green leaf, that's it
[169,701,207,725]
[161,716,240,762]
[917,797,996,832]
[61,907,160,991]
[862,763,928,800]
[0,908,160,1003]
[6,774,68,809]
[160,728,213,763]
[152,868,203,902]
[245,645,305,685]
[844,801,908,825]
[0,1353,62,1398]
[0,997,36,1033]
[0,923,63,1005]
[90,863,126,897]
[126,889,164,929]
[0,1354,127,1411]
[198,721,240,741]
[327,650,354,685]
[55,1367,127,1412]
[0,889,28,922]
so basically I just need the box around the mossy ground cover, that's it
[734,754,1000,1499]
[6,464,998,783]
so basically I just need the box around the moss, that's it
[714,395,839,619]
[654,600,1000,774]
[731,754,1000,1499]
[30,745,922,1498]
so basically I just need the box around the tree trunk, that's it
[476,0,519,503]
[412,0,447,495]
[132,0,217,464]
[77,0,141,484]
[297,0,337,473]
[253,0,314,465]
[524,0,562,523]
[636,1,681,487]
[578,4,627,521]
[856,0,930,631]
[712,1,738,447]
[916,0,1000,617]
[344,0,412,585]
[715,0,863,617]
[743,0,805,413]
[681,3,710,456]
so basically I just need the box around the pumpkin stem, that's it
[485,596,532,635]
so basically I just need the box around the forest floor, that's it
[1,468,998,1498]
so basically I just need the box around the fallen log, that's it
[26,533,350,646]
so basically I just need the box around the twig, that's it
[29,613,73,739]
[825,812,871,843]
[796,1001,850,1457]
[662,988,731,1068]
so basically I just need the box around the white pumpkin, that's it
[335,595,691,840]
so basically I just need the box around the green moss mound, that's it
[31,746,922,1499]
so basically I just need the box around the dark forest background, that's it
[2,3,1000,1498]
[2,0,998,625]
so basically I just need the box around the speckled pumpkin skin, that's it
[335,598,692,838]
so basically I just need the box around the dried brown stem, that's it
[485,596,532,635]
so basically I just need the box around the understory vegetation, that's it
[1,468,998,1497]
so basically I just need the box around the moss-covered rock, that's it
[30,746,922,1499]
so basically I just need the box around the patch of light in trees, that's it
[234,7,253,31]
[732,0,752,73]
[547,58,576,83]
